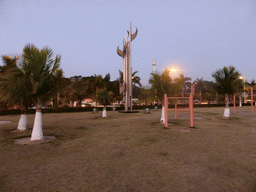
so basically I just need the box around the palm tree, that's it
[193,78,204,102]
[69,77,89,107]
[149,72,162,104]
[22,44,61,140]
[96,88,114,117]
[52,69,64,109]
[212,66,242,117]
[93,74,103,107]
[173,74,191,97]
[132,71,142,87]
[246,80,256,88]
[0,55,20,111]
[0,55,19,73]
[149,69,172,103]
[0,56,32,130]
[149,69,172,123]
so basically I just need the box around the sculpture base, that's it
[118,110,140,113]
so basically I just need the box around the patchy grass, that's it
[1,107,256,191]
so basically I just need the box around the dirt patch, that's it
[10,129,31,133]
[0,121,11,125]
[176,115,203,119]
[180,128,193,133]
[14,136,56,145]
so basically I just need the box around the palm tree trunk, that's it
[53,95,58,109]
[102,106,107,117]
[17,105,28,131]
[225,94,229,108]
[223,93,230,118]
[31,97,43,140]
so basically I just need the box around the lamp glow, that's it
[170,68,177,72]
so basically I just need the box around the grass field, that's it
[1,107,256,191]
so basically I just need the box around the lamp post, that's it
[239,76,246,105]
[152,59,156,74]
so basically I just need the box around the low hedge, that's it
[0,103,253,115]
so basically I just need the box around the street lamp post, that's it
[152,59,156,74]
[239,76,246,106]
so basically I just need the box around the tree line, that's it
[2,45,254,113]
[1,44,255,139]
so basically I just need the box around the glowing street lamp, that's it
[169,68,177,72]
[168,68,179,79]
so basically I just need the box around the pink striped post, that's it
[190,86,194,127]
[175,103,177,118]
[251,87,253,114]
[164,94,168,128]
[233,94,236,113]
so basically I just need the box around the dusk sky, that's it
[1,0,256,86]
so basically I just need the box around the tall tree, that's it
[69,77,89,107]
[0,55,32,130]
[103,73,111,91]
[193,78,204,102]
[149,73,162,104]
[109,78,123,104]
[193,79,216,103]
[131,71,142,98]
[212,66,242,117]
[52,69,64,109]
[245,80,256,91]
[173,74,191,97]
[149,69,172,104]
[22,44,61,140]
[149,69,172,123]
[132,71,142,87]
[93,74,103,107]
[0,55,20,110]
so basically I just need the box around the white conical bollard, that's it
[102,107,107,117]
[31,112,43,140]
[17,114,28,131]
[160,106,165,124]
[223,107,230,118]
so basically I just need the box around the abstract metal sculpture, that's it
[117,24,138,111]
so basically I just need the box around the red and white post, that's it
[164,94,168,128]
[251,87,253,114]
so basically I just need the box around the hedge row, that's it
[0,103,253,115]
